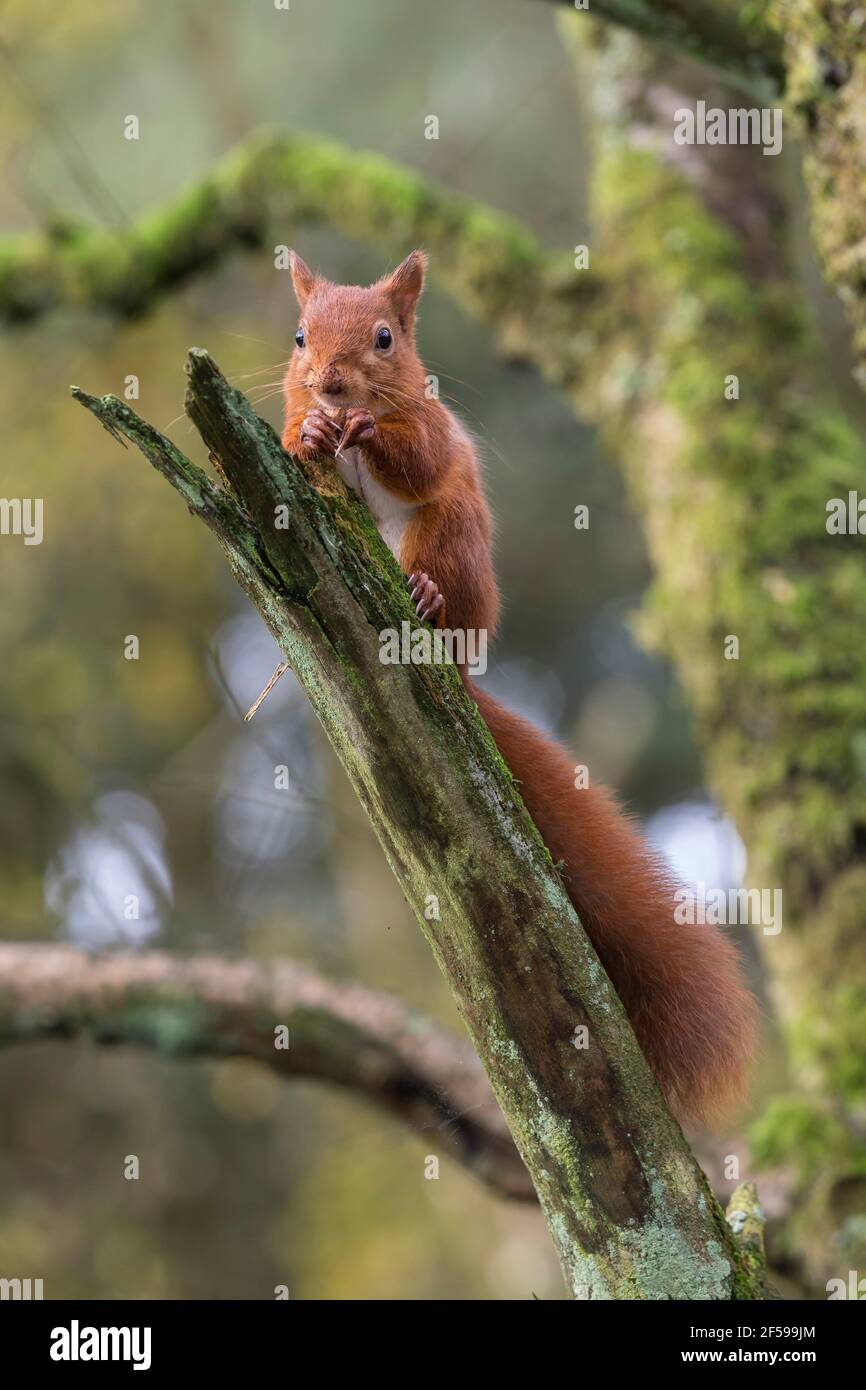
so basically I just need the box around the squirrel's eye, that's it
[295,327,305,348]
[375,326,393,350]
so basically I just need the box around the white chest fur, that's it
[335,447,418,559]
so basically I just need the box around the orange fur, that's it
[468,682,756,1121]
[281,250,757,1122]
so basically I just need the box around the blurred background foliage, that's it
[0,0,784,1299]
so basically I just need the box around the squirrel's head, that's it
[286,250,427,415]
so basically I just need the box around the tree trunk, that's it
[72,350,763,1300]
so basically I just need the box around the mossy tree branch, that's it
[538,0,784,97]
[0,944,533,1202]
[72,350,761,1300]
[725,1181,768,1291]
[542,1,866,397]
[0,127,556,334]
[0,8,864,398]
[771,2,866,393]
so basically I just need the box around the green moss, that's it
[91,998,216,1054]
[750,1096,851,1181]
[589,143,866,916]
[0,129,548,332]
[768,2,866,386]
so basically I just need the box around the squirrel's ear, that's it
[383,250,427,322]
[290,251,316,310]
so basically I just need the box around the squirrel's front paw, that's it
[300,409,341,457]
[339,408,376,450]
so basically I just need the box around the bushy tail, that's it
[468,680,756,1123]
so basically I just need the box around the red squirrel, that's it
[282,249,756,1122]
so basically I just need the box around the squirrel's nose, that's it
[318,365,344,396]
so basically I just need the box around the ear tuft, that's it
[290,251,316,310]
[382,250,427,322]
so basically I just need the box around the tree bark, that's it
[71,350,763,1300]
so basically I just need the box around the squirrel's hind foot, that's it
[407,572,445,625]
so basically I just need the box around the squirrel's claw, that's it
[300,409,341,457]
[407,572,444,625]
[339,408,376,450]
[420,593,444,622]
